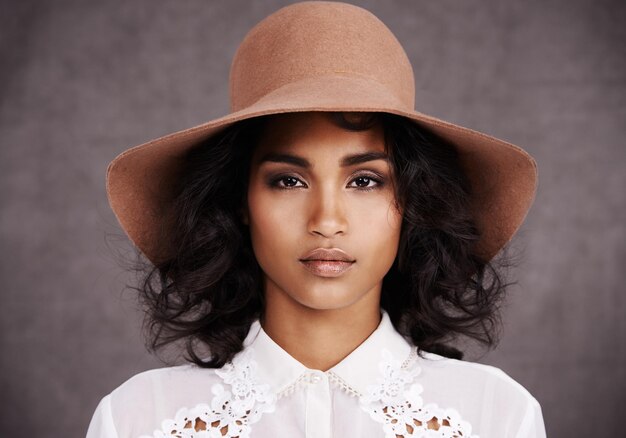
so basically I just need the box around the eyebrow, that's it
[257,151,389,168]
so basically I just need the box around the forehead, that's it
[252,112,386,160]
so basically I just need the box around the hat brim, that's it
[106,75,537,265]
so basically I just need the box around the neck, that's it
[260,283,382,372]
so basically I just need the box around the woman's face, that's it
[245,112,403,312]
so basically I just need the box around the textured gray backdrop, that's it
[1,0,624,436]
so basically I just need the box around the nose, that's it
[307,185,348,238]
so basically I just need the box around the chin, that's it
[295,298,358,312]
[291,285,365,311]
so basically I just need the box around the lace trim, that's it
[327,346,418,398]
[328,371,361,397]
[401,347,418,369]
[359,348,479,438]
[140,345,477,438]
[139,348,276,438]
[276,372,309,399]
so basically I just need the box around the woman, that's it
[87,2,546,437]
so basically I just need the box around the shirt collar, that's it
[241,309,413,397]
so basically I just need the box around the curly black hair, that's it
[119,111,516,368]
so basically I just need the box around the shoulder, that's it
[103,363,224,437]
[417,350,542,408]
[110,362,215,397]
[107,361,225,408]
[413,351,546,436]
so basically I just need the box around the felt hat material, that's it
[106,1,537,266]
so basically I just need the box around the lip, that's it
[299,248,355,278]
[299,248,356,262]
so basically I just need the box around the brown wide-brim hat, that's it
[106,1,537,266]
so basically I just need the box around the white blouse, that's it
[86,309,546,438]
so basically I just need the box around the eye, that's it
[348,174,384,191]
[269,175,307,189]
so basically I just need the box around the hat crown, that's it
[229,1,415,112]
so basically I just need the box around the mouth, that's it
[299,259,355,277]
[299,247,356,277]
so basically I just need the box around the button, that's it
[310,374,322,383]
[307,371,325,384]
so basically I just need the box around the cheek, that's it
[352,197,403,266]
[246,187,303,261]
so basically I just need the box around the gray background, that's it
[1,0,624,436]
